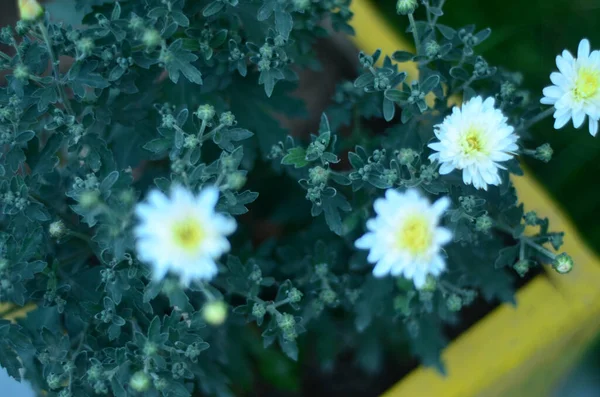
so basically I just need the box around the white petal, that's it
[554,113,571,129]
[589,117,599,137]
[572,109,586,128]
[543,86,563,99]
[438,162,455,175]
[578,38,591,60]
[197,185,220,209]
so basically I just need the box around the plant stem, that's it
[431,0,446,26]
[520,107,554,132]
[524,239,557,260]
[38,21,74,116]
[408,13,421,54]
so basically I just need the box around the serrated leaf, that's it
[321,193,351,236]
[281,147,309,168]
[275,11,293,39]
[495,245,519,269]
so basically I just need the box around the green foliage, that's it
[0,0,573,395]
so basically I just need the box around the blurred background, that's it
[1,0,600,395]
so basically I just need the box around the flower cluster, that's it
[0,0,580,394]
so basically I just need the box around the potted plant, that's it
[0,0,591,395]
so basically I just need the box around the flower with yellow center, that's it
[355,189,452,288]
[541,38,600,136]
[18,0,44,22]
[428,96,518,190]
[134,185,236,285]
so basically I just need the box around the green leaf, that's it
[280,338,298,361]
[383,96,395,121]
[450,67,470,81]
[165,39,203,85]
[495,245,519,269]
[281,147,309,168]
[385,89,410,102]
[0,344,21,379]
[203,1,225,17]
[275,11,293,39]
[391,50,414,62]
[143,138,171,154]
[322,193,352,236]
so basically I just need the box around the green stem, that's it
[524,239,557,260]
[408,13,421,54]
[431,0,446,26]
[38,21,74,116]
[520,107,554,132]
[201,124,224,143]
[67,230,91,242]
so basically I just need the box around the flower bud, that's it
[202,300,228,326]
[534,143,553,163]
[475,215,493,233]
[129,371,151,392]
[142,29,162,49]
[219,111,236,127]
[19,0,44,22]
[196,104,216,121]
[396,0,418,15]
[446,294,462,312]
[252,302,266,319]
[49,220,66,238]
[13,64,30,82]
[513,260,529,277]
[553,253,573,274]
[287,287,303,303]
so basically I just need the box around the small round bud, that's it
[315,263,328,278]
[276,313,296,338]
[446,294,462,312]
[397,148,417,165]
[172,362,187,380]
[287,288,303,303]
[319,289,337,305]
[500,82,516,99]
[475,215,493,233]
[553,253,574,274]
[129,14,144,31]
[534,143,553,163]
[396,0,418,15]
[196,104,216,121]
[252,303,266,319]
[142,29,162,49]
[513,260,529,277]
[76,37,95,58]
[308,166,329,184]
[143,342,158,356]
[425,41,440,58]
[58,389,72,397]
[46,373,62,390]
[49,220,66,238]
[184,135,199,149]
[524,211,538,226]
[79,191,99,208]
[219,111,236,127]
[202,300,228,326]
[13,64,30,82]
[19,0,44,22]
[129,371,151,392]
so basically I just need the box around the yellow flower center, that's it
[574,67,600,101]
[396,215,432,256]
[460,127,485,156]
[172,219,205,252]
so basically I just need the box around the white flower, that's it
[541,38,600,136]
[428,96,518,190]
[355,189,452,288]
[134,185,236,285]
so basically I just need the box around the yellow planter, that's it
[349,1,600,396]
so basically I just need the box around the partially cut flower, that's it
[19,0,44,21]
[541,38,600,136]
[428,96,518,190]
[134,185,236,285]
[355,189,452,288]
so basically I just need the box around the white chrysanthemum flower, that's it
[541,38,600,136]
[428,96,518,190]
[134,185,236,285]
[355,189,452,288]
